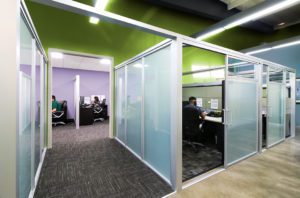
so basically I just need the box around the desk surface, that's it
[205,116,222,123]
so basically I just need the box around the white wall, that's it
[0,0,18,197]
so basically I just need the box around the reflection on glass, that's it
[34,50,41,175]
[115,67,126,142]
[144,45,171,181]
[267,83,285,146]
[19,17,33,198]
[126,60,142,156]
[228,57,255,79]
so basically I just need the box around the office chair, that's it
[94,107,105,122]
[182,105,204,153]
[52,100,67,126]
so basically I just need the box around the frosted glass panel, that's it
[144,45,171,181]
[226,80,257,165]
[19,17,33,198]
[267,83,285,146]
[35,51,41,174]
[126,60,142,156]
[115,67,126,142]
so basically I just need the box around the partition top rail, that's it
[32,0,295,72]
[115,39,172,70]
[21,0,48,62]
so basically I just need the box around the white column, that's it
[0,0,19,197]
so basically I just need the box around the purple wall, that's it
[52,67,110,119]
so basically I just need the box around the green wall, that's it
[25,0,300,65]
[182,46,225,84]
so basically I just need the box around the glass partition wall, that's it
[115,42,174,185]
[114,38,295,191]
[19,14,47,198]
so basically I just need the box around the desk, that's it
[202,118,224,160]
[80,107,94,125]
[205,116,222,123]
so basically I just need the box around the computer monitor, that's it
[84,97,91,105]
[80,96,84,105]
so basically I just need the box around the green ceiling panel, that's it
[25,0,300,65]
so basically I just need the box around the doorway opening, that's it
[48,49,113,146]
[181,45,225,182]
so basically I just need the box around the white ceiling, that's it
[20,48,112,72]
[51,53,111,72]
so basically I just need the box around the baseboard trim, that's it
[28,148,47,198]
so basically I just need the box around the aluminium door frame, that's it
[266,65,287,148]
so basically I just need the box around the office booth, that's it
[19,7,48,198]
[114,38,296,191]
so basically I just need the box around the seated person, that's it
[52,95,62,112]
[100,98,106,107]
[93,96,101,111]
[184,96,206,120]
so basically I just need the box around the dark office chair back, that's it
[182,105,201,137]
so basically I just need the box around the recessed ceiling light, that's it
[51,52,63,59]
[89,17,100,24]
[89,0,110,24]
[100,58,111,65]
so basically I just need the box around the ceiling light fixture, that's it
[224,0,300,29]
[272,40,300,49]
[51,52,63,59]
[197,28,225,41]
[100,58,111,65]
[89,0,110,24]
[246,48,271,55]
[197,0,300,40]
[246,39,300,55]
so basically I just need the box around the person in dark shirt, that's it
[93,96,101,111]
[184,96,206,120]
[52,95,61,112]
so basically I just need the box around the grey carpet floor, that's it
[34,121,173,198]
[182,145,223,181]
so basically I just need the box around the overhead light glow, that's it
[89,0,110,24]
[197,28,225,40]
[272,40,300,49]
[100,58,111,65]
[89,17,100,24]
[246,39,300,55]
[224,0,300,29]
[133,63,143,68]
[51,52,63,59]
[246,48,271,55]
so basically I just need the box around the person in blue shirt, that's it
[184,96,206,120]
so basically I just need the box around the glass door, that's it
[267,67,285,147]
[225,57,258,166]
